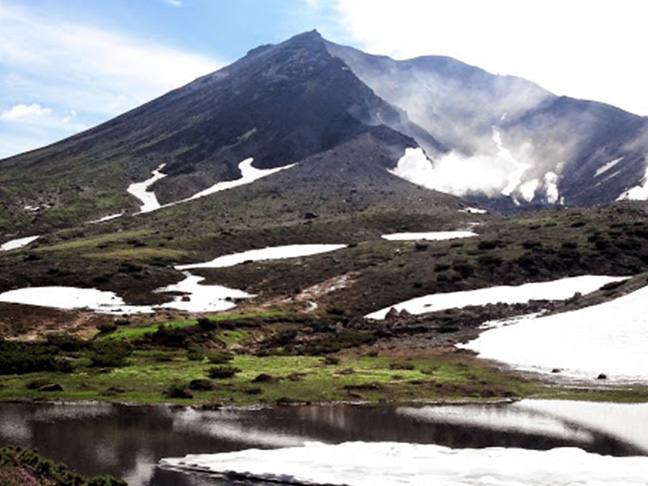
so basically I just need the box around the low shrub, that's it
[186,346,205,361]
[165,383,193,399]
[206,351,234,365]
[197,317,218,331]
[207,365,241,379]
[0,446,126,486]
[89,341,132,368]
[0,340,73,374]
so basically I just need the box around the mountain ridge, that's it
[2,30,648,238]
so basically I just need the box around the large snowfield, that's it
[462,283,648,381]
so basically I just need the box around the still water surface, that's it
[0,401,643,486]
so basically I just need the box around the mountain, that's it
[0,30,448,236]
[3,30,648,350]
[2,29,648,240]
[325,40,648,208]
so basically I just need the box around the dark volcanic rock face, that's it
[112,30,443,203]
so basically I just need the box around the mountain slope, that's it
[0,31,441,236]
[326,41,648,207]
[2,30,648,242]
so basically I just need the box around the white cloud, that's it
[334,0,648,116]
[164,0,184,6]
[1,103,52,121]
[0,2,222,158]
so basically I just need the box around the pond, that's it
[0,400,646,485]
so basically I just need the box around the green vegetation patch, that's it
[0,445,126,486]
[34,231,153,253]
[83,248,185,261]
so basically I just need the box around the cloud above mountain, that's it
[334,0,648,117]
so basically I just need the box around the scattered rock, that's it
[597,373,608,380]
[304,211,318,219]
[385,307,400,320]
[551,368,562,373]
[199,403,222,411]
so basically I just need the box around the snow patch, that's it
[595,157,624,177]
[128,158,294,215]
[0,287,150,314]
[161,441,648,486]
[381,231,477,241]
[89,213,124,224]
[0,235,40,251]
[127,163,167,213]
[462,282,648,381]
[366,275,626,320]
[459,207,487,214]
[155,273,254,313]
[185,158,294,201]
[176,244,346,270]
[618,161,648,201]
[0,276,253,314]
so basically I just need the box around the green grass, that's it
[83,248,186,261]
[103,311,287,341]
[0,351,543,405]
[33,230,153,253]
[104,320,197,341]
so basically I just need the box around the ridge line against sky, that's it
[1,0,646,159]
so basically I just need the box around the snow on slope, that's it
[0,277,253,314]
[185,157,294,200]
[127,163,168,213]
[127,158,294,215]
[381,231,477,241]
[618,163,648,201]
[0,235,40,251]
[176,244,346,270]
[462,283,648,381]
[366,275,625,320]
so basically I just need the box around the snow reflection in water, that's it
[162,441,648,486]
[1,400,645,486]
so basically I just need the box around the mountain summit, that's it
[1,31,648,235]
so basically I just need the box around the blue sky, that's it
[1,0,646,159]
